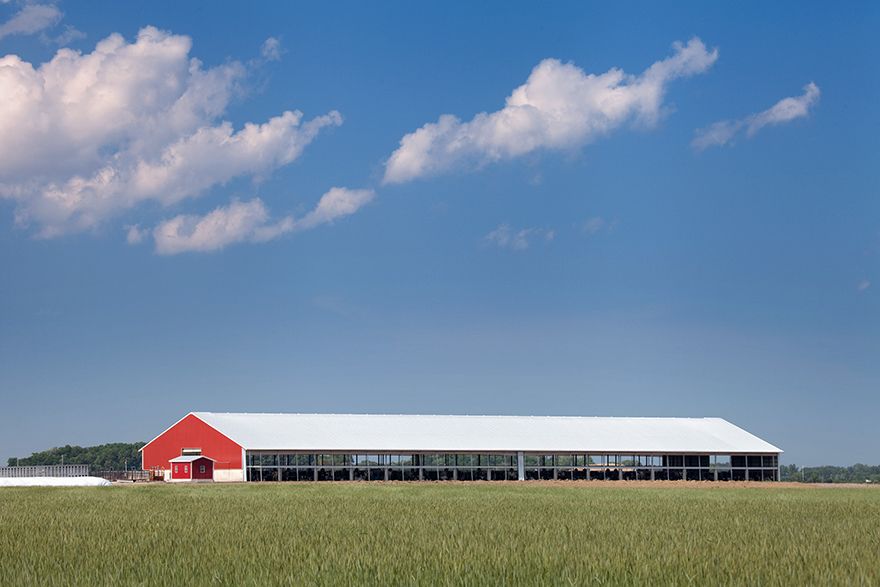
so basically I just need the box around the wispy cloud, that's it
[125,225,147,245]
[857,279,871,293]
[383,38,718,184]
[260,37,283,62]
[149,187,375,255]
[48,23,85,46]
[485,224,554,251]
[0,3,61,40]
[583,216,606,235]
[693,83,820,151]
[582,215,617,236]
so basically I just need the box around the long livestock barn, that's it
[140,412,782,482]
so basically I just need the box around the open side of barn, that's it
[141,412,783,482]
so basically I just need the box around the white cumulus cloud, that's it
[383,38,718,184]
[484,224,554,251]
[0,26,342,237]
[294,186,376,231]
[153,198,288,255]
[692,82,820,150]
[152,187,375,255]
[0,3,61,40]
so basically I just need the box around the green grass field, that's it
[1,483,878,585]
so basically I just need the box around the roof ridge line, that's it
[195,412,721,420]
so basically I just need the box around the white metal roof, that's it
[169,455,215,463]
[191,412,782,454]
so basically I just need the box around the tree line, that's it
[7,442,145,473]
[780,464,880,483]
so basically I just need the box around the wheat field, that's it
[0,482,877,585]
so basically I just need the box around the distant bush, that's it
[7,443,145,474]
[781,463,880,483]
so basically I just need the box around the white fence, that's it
[0,465,90,478]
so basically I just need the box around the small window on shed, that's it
[200,465,206,474]
[184,465,189,474]
[174,465,178,473]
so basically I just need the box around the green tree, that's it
[7,442,145,474]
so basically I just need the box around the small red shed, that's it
[169,455,215,482]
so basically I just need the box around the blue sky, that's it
[0,1,877,465]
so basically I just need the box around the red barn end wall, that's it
[142,414,243,482]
